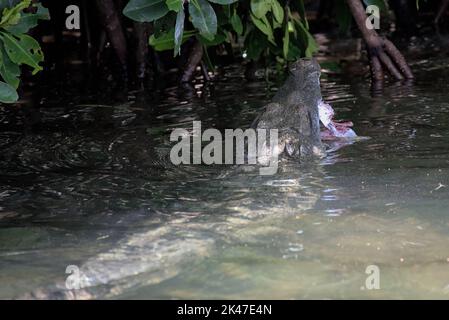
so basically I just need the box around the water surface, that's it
[0,59,449,299]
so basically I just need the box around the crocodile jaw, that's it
[318,100,357,139]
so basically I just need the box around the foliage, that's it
[0,0,49,103]
[123,0,318,65]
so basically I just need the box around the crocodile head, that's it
[291,58,325,157]
[280,58,323,109]
[289,58,321,87]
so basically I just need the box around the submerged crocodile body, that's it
[22,165,327,299]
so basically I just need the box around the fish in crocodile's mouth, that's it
[318,100,357,140]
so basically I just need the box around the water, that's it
[1,58,449,299]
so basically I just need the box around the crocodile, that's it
[252,58,357,164]
[17,58,360,299]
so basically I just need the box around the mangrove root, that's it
[346,0,413,81]
[180,40,203,83]
[95,0,128,75]
[435,0,449,25]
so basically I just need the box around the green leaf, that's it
[272,18,281,30]
[149,29,195,51]
[0,43,20,88]
[295,0,308,29]
[250,13,275,44]
[0,0,31,28]
[288,20,294,32]
[123,0,169,22]
[154,11,176,36]
[286,42,301,60]
[6,3,49,34]
[250,0,271,19]
[230,10,243,35]
[0,80,18,103]
[189,0,217,41]
[282,23,289,59]
[174,7,184,56]
[244,28,268,60]
[0,32,43,74]
[208,0,238,4]
[271,0,284,24]
[296,20,318,57]
[166,0,182,12]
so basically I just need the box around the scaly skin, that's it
[252,58,326,160]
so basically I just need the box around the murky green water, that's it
[1,58,449,299]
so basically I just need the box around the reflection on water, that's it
[0,59,449,299]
